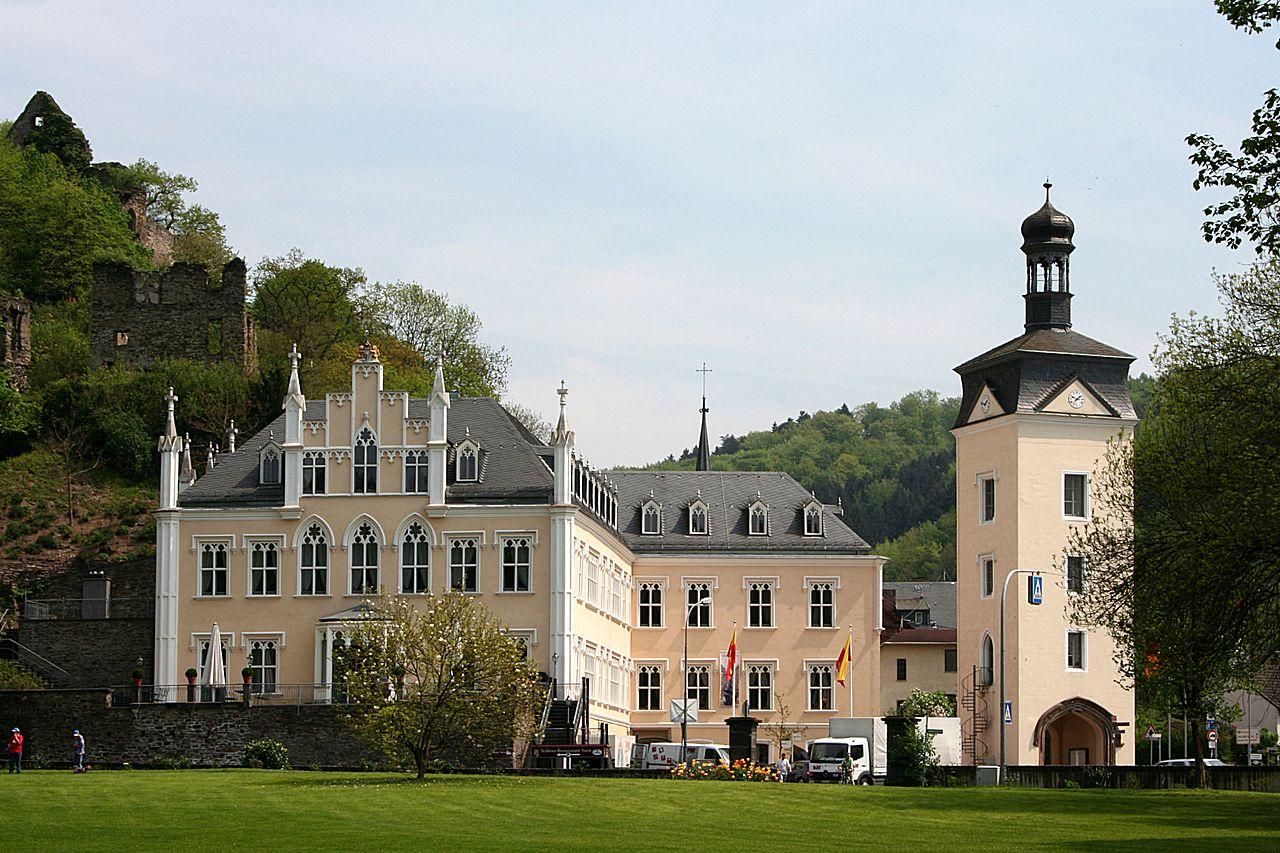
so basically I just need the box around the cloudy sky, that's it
[2,2,1272,464]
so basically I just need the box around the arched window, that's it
[248,639,278,694]
[299,523,329,596]
[400,522,431,594]
[350,521,380,594]
[642,502,661,535]
[980,634,995,686]
[689,503,708,535]
[804,504,823,536]
[749,503,768,535]
[456,444,478,482]
[354,428,378,494]
[260,447,281,485]
[449,537,479,592]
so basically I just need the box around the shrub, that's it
[888,723,940,786]
[243,739,289,770]
[0,659,44,690]
[35,533,58,550]
[150,756,192,770]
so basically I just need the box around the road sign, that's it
[1237,727,1258,745]
[1206,717,1218,732]
[1027,574,1044,606]
[1208,729,1219,748]
[1144,725,1161,741]
[1003,700,1013,725]
[669,698,698,724]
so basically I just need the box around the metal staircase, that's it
[960,665,991,764]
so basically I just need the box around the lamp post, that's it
[681,595,712,763]
[999,568,1047,776]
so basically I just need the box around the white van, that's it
[632,742,731,769]
[806,737,873,784]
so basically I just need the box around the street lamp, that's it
[998,567,1050,776]
[681,595,712,764]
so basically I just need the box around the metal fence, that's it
[109,683,360,707]
[22,597,153,620]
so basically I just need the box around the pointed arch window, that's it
[688,501,708,535]
[748,501,768,536]
[804,502,823,536]
[641,500,661,535]
[354,427,378,494]
[456,442,478,482]
[349,521,380,595]
[259,445,281,485]
[980,634,995,686]
[299,523,330,596]
[399,522,431,594]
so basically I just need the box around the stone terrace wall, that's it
[15,618,152,685]
[0,690,381,769]
[90,259,254,372]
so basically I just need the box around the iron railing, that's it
[21,597,153,621]
[109,682,361,707]
[1,637,71,686]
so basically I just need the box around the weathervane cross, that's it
[696,362,713,399]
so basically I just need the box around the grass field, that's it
[2,770,1278,851]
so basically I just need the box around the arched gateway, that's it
[1033,697,1122,766]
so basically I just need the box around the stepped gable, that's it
[604,469,870,553]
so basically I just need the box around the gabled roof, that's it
[955,327,1133,373]
[603,470,871,554]
[883,581,957,630]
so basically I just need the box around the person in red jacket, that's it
[8,727,23,773]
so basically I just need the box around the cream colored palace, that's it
[154,346,884,766]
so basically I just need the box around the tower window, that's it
[1067,555,1085,594]
[980,635,994,686]
[981,557,995,598]
[896,658,907,681]
[1067,630,1087,670]
[1063,473,1088,519]
[979,475,996,524]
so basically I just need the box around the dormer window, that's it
[259,445,281,485]
[688,500,709,535]
[804,502,823,536]
[641,500,662,535]
[456,441,479,482]
[748,500,768,536]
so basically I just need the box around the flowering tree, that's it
[342,592,543,778]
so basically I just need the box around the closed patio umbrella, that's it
[204,622,227,700]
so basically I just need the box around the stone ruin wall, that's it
[90,258,255,372]
[1,296,31,391]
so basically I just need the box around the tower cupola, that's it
[1021,182,1075,331]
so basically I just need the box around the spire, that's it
[283,343,305,410]
[1020,181,1076,331]
[157,387,180,452]
[695,362,713,471]
[180,434,196,487]
[552,380,574,447]
[430,351,449,408]
[227,420,238,455]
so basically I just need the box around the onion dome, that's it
[1020,182,1075,257]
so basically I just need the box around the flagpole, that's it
[732,621,738,714]
[847,626,854,716]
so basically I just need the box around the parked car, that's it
[1155,758,1228,767]
[631,742,730,770]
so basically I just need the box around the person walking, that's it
[775,752,791,783]
[72,730,85,771]
[8,727,23,773]
[840,752,854,785]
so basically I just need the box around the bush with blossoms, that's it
[670,758,777,782]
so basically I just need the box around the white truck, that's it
[805,718,888,784]
[632,742,731,770]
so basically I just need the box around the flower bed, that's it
[671,758,777,782]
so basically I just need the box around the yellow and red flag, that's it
[835,632,852,686]
[726,627,738,675]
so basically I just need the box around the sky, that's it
[2,2,1274,465]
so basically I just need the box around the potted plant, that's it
[241,666,253,684]
[131,668,145,686]
[185,667,198,702]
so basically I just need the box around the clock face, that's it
[980,395,991,414]
[1068,390,1085,409]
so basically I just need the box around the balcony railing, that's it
[22,597,153,621]
[109,683,360,707]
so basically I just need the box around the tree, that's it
[1068,261,1280,785]
[365,281,510,397]
[40,380,103,522]
[502,402,551,443]
[341,593,542,778]
[760,695,805,761]
[0,371,39,457]
[106,159,232,269]
[901,688,956,720]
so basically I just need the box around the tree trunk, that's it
[66,476,75,523]
[1192,719,1205,789]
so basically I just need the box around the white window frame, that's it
[245,636,281,695]
[803,502,823,536]
[455,440,479,482]
[499,535,533,593]
[301,450,326,495]
[746,662,775,712]
[353,427,378,494]
[637,663,662,711]
[978,470,997,525]
[447,535,481,593]
[259,443,282,486]
[979,632,995,685]
[979,554,995,599]
[1066,629,1088,671]
[685,661,713,712]
[806,662,835,712]
[404,449,429,494]
[745,578,777,629]
[506,628,537,659]
[296,520,331,597]
[194,537,233,598]
[195,634,232,685]
[245,536,284,598]
[805,577,839,629]
[641,500,661,535]
[748,501,768,536]
[688,500,709,535]
[637,580,665,628]
[683,579,715,628]
[1062,471,1090,521]
[398,521,432,594]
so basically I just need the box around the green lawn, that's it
[2,771,1277,851]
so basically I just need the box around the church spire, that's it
[695,362,713,471]
[1020,181,1076,331]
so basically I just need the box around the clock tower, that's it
[953,185,1137,768]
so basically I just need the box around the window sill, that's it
[634,625,666,630]
[806,625,837,630]
[293,594,332,598]
[246,594,282,599]
[496,590,535,595]
[193,595,231,600]
[805,708,838,714]
[448,590,482,595]
[743,626,776,631]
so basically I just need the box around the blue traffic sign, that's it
[1003,700,1013,725]
[1028,574,1044,606]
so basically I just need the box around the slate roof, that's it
[180,395,552,507]
[953,327,1137,429]
[602,470,872,554]
[883,581,957,630]
[882,626,957,645]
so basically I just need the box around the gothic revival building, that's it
[154,344,883,765]
[954,185,1137,766]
